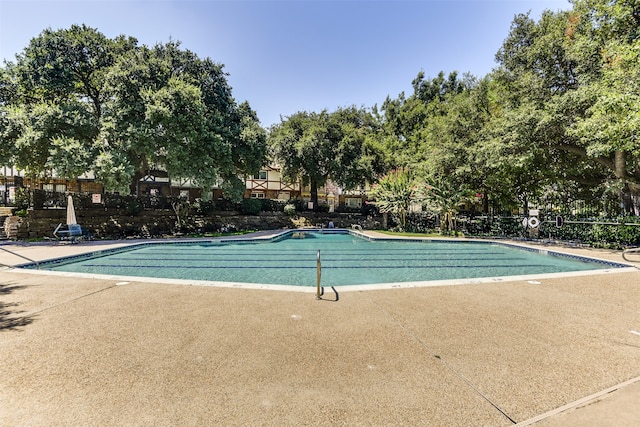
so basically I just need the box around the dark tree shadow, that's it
[0,283,36,331]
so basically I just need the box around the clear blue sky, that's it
[1,0,571,127]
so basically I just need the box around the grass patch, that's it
[26,237,47,242]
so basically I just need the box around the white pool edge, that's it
[7,264,637,293]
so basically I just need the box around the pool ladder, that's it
[316,250,338,301]
[0,246,39,269]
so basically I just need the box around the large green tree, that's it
[379,71,467,171]
[369,1,640,217]
[0,25,117,178]
[567,0,640,212]
[269,106,385,210]
[493,0,640,213]
[378,71,498,211]
[0,25,266,197]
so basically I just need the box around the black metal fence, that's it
[398,212,640,248]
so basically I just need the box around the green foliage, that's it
[491,0,640,212]
[4,0,640,223]
[259,198,286,212]
[1,26,267,198]
[241,198,262,215]
[370,0,640,216]
[269,106,385,210]
[284,203,296,216]
[93,150,134,194]
[192,199,215,216]
[13,188,31,210]
[219,176,246,203]
[542,217,640,249]
[404,213,439,234]
[369,169,419,231]
[420,178,475,233]
[125,198,143,216]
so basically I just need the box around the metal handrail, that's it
[622,247,640,263]
[316,250,322,299]
[315,249,339,301]
[0,246,39,269]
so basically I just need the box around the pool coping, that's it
[6,228,637,292]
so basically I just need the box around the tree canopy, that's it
[369,0,640,215]
[268,106,385,210]
[0,25,266,198]
[2,0,639,216]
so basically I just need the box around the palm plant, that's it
[370,169,418,231]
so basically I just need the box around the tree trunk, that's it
[627,182,640,216]
[614,150,626,180]
[310,179,318,212]
[129,170,145,195]
[613,150,640,215]
[482,192,489,214]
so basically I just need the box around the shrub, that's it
[212,198,239,211]
[541,216,640,248]
[241,198,262,215]
[192,199,215,215]
[290,198,307,212]
[405,212,438,233]
[260,198,286,212]
[284,203,296,216]
[369,169,416,230]
[13,188,30,210]
[125,197,143,216]
[362,202,379,216]
[32,189,46,209]
[316,203,330,213]
[335,205,361,214]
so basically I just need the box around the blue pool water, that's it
[32,231,623,287]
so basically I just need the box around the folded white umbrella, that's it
[66,195,77,225]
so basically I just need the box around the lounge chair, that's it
[53,223,85,242]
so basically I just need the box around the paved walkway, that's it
[1,234,639,425]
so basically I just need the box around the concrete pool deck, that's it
[1,233,639,425]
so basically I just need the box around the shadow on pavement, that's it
[0,283,36,331]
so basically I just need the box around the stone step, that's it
[0,216,7,240]
[2,216,19,240]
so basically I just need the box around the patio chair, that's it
[53,223,85,242]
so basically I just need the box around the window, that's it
[277,192,290,200]
[42,184,54,192]
[251,192,265,199]
[345,197,362,208]
[253,170,268,180]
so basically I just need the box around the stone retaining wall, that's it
[3,216,20,239]
[15,208,382,240]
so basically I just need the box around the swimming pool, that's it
[24,230,628,289]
